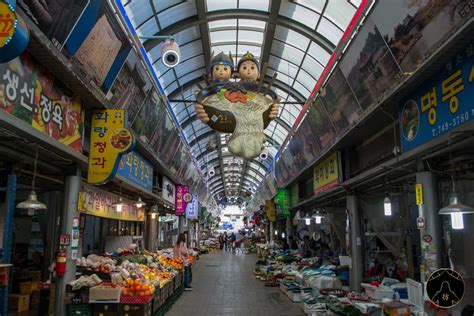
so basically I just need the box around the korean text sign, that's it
[264,200,276,222]
[88,109,134,184]
[78,183,144,221]
[162,176,175,205]
[0,53,84,152]
[186,194,199,220]
[313,151,340,193]
[400,42,474,152]
[275,188,290,217]
[175,185,189,216]
[117,151,153,192]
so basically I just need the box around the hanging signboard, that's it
[275,188,290,217]
[87,109,135,184]
[0,1,29,63]
[264,200,276,222]
[162,176,175,206]
[186,194,199,220]
[400,41,474,153]
[117,151,153,192]
[314,151,340,194]
[290,184,299,208]
[175,185,189,216]
[78,183,145,221]
[0,52,84,151]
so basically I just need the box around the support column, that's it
[286,216,293,242]
[178,216,184,234]
[55,167,81,316]
[147,214,158,252]
[269,221,274,243]
[416,171,443,279]
[1,175,16,315]
[347,195,363,292]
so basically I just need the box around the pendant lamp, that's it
[134,197,146,208]
[17,147,47,210]
[439,175,474,230]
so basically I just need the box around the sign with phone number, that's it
[117,151,153,192]
[400,42,474,152]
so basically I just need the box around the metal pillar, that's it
[178,216,184,235]
[147,214,158,252]
[269,221,274,243]
[54,167,81,316]
[286,216,293,242]
[0,175,16,316]
[347,195,363,292]
[416,172,443,279]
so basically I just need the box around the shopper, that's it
[299,235,312,258]
[174,233,192,290]
[218,233,224,250]
[229,232,237,253]
[288,236,298,251]
[223,231,228,252]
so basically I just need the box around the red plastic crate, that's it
[120,295,153,304]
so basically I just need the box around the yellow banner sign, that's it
[314,151,340,193]
[0,2,16,48]
[264,200,276,222]
[78,183,145,221]
[416,184,423,205]
[88,110,134,184]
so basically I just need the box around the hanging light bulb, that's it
[384,196,392,216]
[274,230,278,235]
[315,216,322,224]
[17,147,47,211]
[305,218,311,225]
[113,197,126,212]
[281,232,285,238]
[134,197,146,208]
[151,213,157,219]
[450,213,464,230]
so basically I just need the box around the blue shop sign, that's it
[400,42,474,153]
[117,151,153,192]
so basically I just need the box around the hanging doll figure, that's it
[194,52,280,159]
[195,51,234,124]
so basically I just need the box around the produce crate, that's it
[93,303,120,316]
[9,294,30,313]
[67,303,91,316]
[152,287,161,313]
[119,301,152,316]
[120,295,153,304]
[20,281,40,295]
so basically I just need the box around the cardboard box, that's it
[30,290,41,310]
[119,302,152,316]
[89,284,121,303]
[94,303,120,316]
[9,294,30,312]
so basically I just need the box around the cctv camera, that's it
[259,150,268,160]
[208,167,215,177]
[162,40,180,68]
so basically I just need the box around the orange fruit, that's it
[139,291,146,296]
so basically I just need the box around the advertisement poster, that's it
[87,109,134,184]
[186,194,199,220]
[275,188,290,217]
[78,183,145,221]
[371,0,472,73]
[132,89,164,143]
[339,19,401,110]
[314,151,340,194]
[62,0,131,93]
[117,151,153,192]
[264,200,276,222]
[106,50,152,118]
[400,41,474,153]
[162,176,175,206]
[320,67,362,133]
[307,98,337,150]
[175,185,189,216]
[275,159,290,188]
[18,0,89,48]
[288,119,320,173]
[150,114,178,161]
[0,52,84,152]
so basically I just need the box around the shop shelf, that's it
[67,303,91,316]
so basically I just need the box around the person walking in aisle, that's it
[223,231,228,252]
[174,233,192,290]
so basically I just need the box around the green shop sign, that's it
[274,188,290,217]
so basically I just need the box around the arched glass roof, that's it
[119,0,361,201]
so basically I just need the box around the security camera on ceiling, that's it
[208,167,215,177]
[259,150,268,160]
[162,39,180,68]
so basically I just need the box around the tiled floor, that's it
[167,251,304,316]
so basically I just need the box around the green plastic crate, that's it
[67,304,91,316]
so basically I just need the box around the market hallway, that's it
[167,252,304,316]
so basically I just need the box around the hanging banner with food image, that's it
[0,0,30,63]
[194,52,280,159]
[87,109,135,184]
[0,52,84,151]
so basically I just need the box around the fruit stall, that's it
[65,248,196,316]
